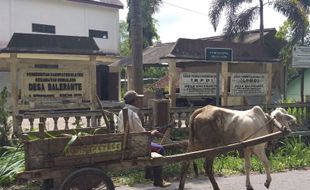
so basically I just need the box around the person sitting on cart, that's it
[118,90,172,188]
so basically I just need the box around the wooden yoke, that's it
[160,128,172,145]
[121,108,130,160]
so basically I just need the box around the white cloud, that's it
[119,0,286,43]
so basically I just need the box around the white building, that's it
[0,0,124,113]
[0,0,123,54]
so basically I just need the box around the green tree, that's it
[273,0,310,102]
[274,0,310,44]
[120,21,131,56]
[143,67,167,78]
[0,87,10,146]
[209,0,269,44]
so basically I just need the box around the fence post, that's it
[152,99,172,145]
[152,99,170,127]
[39,122,45,139]
[306,103,310,129]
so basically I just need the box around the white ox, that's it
[179,105,296,190]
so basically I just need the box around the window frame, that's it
[32,23,56,34]
[89,29,108,39]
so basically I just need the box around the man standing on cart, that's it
[118,90,172,188]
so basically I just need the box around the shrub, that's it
[0,87,10,147]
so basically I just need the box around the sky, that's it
[119,0,287,43]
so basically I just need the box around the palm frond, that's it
[223,6,259,41]
[209,0,255,32]
[274,0,309,43]
[209,0,229,31]
[149,0,162,13]
[236,6,259,33]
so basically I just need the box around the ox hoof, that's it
[264,181,271,189]
[246,187,254,190]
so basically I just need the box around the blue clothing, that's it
[151,142,164,155]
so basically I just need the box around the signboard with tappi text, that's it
[180,72,221,96]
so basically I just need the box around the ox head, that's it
[270,108,296,131]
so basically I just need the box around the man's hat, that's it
[124,90,144,104]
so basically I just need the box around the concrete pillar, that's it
[89,55,97,127]
[168,59,177,107]
[89,55,97,109]
[221,62,229,106]
[266,64,272,104]
[126,66,134,91]
[10,53,20,136]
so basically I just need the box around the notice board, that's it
[230,73,267,96]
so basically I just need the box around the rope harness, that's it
[242,117,284,142]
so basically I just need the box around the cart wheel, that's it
[59,167,115,190]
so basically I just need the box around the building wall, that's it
[0,0,120,54]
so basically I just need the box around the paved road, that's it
[118,169,310,190]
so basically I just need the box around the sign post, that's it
[205,48,233,106]
[205,48,233,62]
[292,46,310,68]
[292,46,310,102]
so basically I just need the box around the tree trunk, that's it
[130,0,143,93]
[259,0,264,44]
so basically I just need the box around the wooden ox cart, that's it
[17,109,291,190]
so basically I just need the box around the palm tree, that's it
[130,0,143,93]
[127,0,162,93]
[209,0,268,44]
[273,0,310,102]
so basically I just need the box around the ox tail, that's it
[188,108,203,150]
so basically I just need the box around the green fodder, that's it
[0,145,25,186]
[270,136,310,171]
[214,152,244,175]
